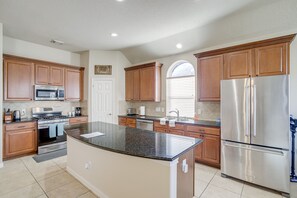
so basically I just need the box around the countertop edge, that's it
[118,115,221,128]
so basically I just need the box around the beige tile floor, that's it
[0,155,286,198]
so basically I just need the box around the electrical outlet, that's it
[161,108,165,112]
[197,109,202,115]
[21,109,26,116]
[155,107,161,112]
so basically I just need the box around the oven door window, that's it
[38,128,66,146]
[36,90,57,99]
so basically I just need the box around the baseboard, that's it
[66,166,108,198]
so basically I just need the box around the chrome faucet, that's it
[169,109,180,119]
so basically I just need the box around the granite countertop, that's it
[118,115,221,128]
[64,121,202,161]
[4,118,37,124]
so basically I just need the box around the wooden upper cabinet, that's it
[133,69,140,100]
[125,69,140,101]
[198,55,223,101]
[65,68,84,101]
[50,66,64,85]
[140,66,155,101]
[255,43,288,76]
[35,64,50,85]
[35,64,64,86]
[224,49,253,79]
[4,58,34,101]
[195,34,295,85]
[125,70,134,100]
[125,62,162,102]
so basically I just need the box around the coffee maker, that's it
[75,107,82,116]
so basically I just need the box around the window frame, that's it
[166,60,196,118]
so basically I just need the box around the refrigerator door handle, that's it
[245,85,250,136]
[253,85,257,137]
[223,141,285,156]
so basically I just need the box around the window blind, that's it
[167,76,195,117]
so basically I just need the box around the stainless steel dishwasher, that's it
[136,119,153,131]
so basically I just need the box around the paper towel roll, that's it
[139,106,145,116]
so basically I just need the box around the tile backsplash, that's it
[3,101,88,118]
[123,100,220,121]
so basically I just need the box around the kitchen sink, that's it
[162,117,193,122]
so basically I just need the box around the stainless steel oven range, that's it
[32,107,69,154]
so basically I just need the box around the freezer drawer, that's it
[221,140,290,193]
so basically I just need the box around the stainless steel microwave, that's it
[34,85,65,101]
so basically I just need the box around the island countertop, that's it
[64,121,202,161]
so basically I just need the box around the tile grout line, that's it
[198,168,218,198]
[0,159,40,197]
[20,158,50,198]
[240,181,246,198]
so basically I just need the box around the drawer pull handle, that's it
[17,126,26,128]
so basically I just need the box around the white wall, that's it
[122,0,297,64]
[3,36,80,66]
[0,23,3,167]
[87,50,130,123]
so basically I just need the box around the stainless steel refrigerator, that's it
[221,75,290,193]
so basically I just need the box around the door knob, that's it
[108,113,112,115]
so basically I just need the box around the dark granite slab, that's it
[118,115,221,128]
[64,121,202,161]
[4,118,37,124]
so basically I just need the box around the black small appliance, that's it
[75,107,82,116]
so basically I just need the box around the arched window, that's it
[166,60,195,118]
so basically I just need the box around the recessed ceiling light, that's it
[176,43,183,49]
[50,39,64,45]
[116,0,124,2]
[111,33,118,37]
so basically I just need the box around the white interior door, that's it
[91,79,114,123]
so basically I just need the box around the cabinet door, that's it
[35,64,50,85]
[65,69,82,101]
[184,131,203,160]
[126,118,136,128]
[202,134,220,165]
[140,66,155,101]
[255,43,288,76]
[224,49,253,79]
[50,66,64,86]
[198,55,223,101]
[5,129,36,158]
[169,129,184,136]
[4,59,34,101]
[118,117,127,126]
[133,69,140,100]
[125,70,134,101]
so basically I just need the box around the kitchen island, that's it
[64,121,202,198]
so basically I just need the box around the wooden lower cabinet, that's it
[118,117,136,128]
[4,122,37,159]
[202,134,220,165]
[69,116,88,124]
[185,126,220,168]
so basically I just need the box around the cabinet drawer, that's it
[168,123,184,130]
[154,127,167,133]
[169,129,184,136]
[69,117,88,124]
[126,118,136,124]
[119,117,127,123]
[5,122,36,131]
[154,121,168,129]
[186,125,220,136]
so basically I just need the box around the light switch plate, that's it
[21,109,26,116]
